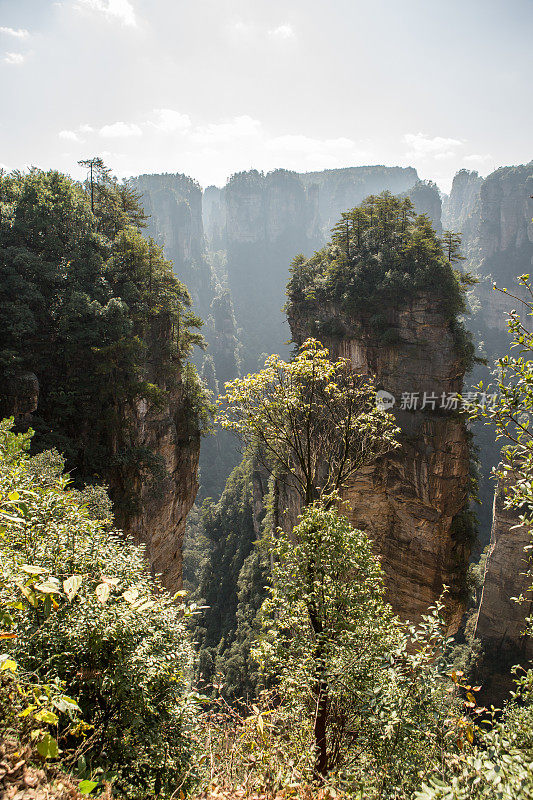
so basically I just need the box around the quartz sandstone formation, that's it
[106,313,200,592]
[287,293,471,628]
[443,163,533,537]
[1,320,200,594]
[474,473,533,702]
[112,380,200,593]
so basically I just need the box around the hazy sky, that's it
[0,0,531,192]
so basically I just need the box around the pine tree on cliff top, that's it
[287,192,473,324]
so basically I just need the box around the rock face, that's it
[406,180,442,234]
[110,314,200,592]
[298,166,418,233]
[223,169,322,372]
[444,163,533,541]
[1,321,200,594]
[474,472,533,703]
[287,294,472,628]
[442,169,482,243]
[112,380,200,593]
[132,173,204,270]
[203,185,226,251]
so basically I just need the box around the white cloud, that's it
[79,123,94,134]
[4,52,25,65]
[74,0,137,27]
[267,134,355,154]
[149,108,191,133]
[192,115,262,144]
[268,23,295,40]
[403,132,464,160]
[464,153,493,166]
[59,129,81,141]
[99,121,142,138]
[0,27,30,39]
[228,19,253,38]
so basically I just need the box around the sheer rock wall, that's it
[474,473,533,703]
[287,293,471,628]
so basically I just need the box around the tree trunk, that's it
[313,676,329,777]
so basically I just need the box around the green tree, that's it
[255,503,460,785]
[286,193,475,368]
[0,166,207,509]
[218,338,399,507]
[442,229,466,265]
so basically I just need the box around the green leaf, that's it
[78,780,98,795]
[18,704,37,718]
[36,733,59,760]
[123,588,139,603]
[21,564,48,575]
[34,581,62,594]
[53,695,81,715]
[96,582,110,604]
[35,709,59,725]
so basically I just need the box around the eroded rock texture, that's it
[287,293,471,628]
[112,382,200,592]
[474,473,533,703]
[298,166,418,233]
[445,163,533,539]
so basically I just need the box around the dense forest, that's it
[1,157,533,800]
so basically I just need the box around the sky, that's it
[0,0,531,193]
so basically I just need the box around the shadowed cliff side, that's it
[444,162,533,543]
[474,471,533,704]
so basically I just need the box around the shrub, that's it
[0,418,197,798]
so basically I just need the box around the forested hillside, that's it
[0,163,209,588]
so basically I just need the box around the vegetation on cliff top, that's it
[286,192,474,366]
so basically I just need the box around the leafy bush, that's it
[0,418,197,798]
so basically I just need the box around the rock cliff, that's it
[112,378,200,592]
[287,295,472,627]
[442,169,482,244]
[298,165,418,233]
[445,163,533,541]
[406,180,442,234]
[133,173,241,500]
[473,472,533,703]
[132,173,204,270]
[223,169,322,372]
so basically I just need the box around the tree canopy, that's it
[286,193,474,355]
[0,164,206,486]
[218,338,399,506]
